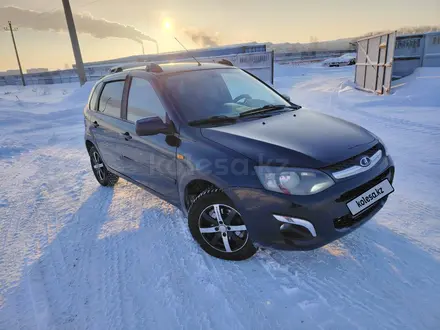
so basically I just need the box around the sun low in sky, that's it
[0,0,439,72]
[163,20,172,31]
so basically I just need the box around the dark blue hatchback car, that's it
[84,62,395,260]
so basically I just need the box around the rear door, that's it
[92,80,127,173]
[119,75,178,203]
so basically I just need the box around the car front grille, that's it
[336,167,394,203]
[323,143,382,173]
[333,166,394,229]
[333,198,386,229]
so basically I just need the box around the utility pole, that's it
[61,0,87,85]
[3,21,26,86]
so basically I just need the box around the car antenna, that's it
[174,37,201,66]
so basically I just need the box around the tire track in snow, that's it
[256,249,358,330]
[0,107,99,329]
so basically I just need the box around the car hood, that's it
[201,109,376,168]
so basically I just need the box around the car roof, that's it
[99,62,236,83]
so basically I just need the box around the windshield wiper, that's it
[188,115,237,127]
[239,104,300,118]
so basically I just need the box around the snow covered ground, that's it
[0,64,439,330]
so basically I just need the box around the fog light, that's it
[273,215,317,237]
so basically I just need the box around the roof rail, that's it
[146,63,163,73]
[218,59,233,66]
[109,66,123,73]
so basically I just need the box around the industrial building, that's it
[79,43,267,69]
[393,31,440,78]
[0,43,267,86]
[26,68,49,74]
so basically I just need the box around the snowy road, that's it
[1,67,439,330]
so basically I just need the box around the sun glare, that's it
[164,20,172,30]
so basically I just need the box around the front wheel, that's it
[188,189,257,260]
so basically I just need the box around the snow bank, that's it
[62,81,95,106]
[0,82,94,114]
[0,82,81,104]
[391,67,440,107]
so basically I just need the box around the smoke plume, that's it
[184,29,219,47]
[0,6,157,46]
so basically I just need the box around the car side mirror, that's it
[282,94,291,102]
[135,116,172,136]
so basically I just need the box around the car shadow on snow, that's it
[0,187,115,329]
[0,186,439,330]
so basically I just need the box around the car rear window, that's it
[98,80,125,118]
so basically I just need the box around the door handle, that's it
[93,121,99,128]
[121,132,132,141]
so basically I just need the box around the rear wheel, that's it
[88,146,119,186]
[188,189,257,260]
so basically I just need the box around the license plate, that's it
[347,179,394,215]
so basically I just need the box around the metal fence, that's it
[201,51,274,84]
[105,51,275,84]
[393,31,440,78]
[81,44,267,68]
[355,32,396,94]
[424,32,440,66]
[0,51,274,86]
[393,34,425,78]
[275,50,351,64]
[0,67,110,86]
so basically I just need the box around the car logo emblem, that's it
[359,156,371,167]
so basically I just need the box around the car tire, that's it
[88,146,119,187]
[188,188,257,260]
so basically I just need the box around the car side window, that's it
[98,80,125,118]
[88,82,102,111]
[127,78,166,122]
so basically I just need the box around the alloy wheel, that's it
[91,151,105,181]
[198,204,248,253]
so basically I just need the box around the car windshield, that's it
[164,68,293,122]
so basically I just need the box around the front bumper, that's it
[227,156,395,250]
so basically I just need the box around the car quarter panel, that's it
[176,127,262,214]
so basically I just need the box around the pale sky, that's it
[1,0,439,71]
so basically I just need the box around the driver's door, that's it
[119,75,178,203]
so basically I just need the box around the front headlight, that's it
[255,166,334,195]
